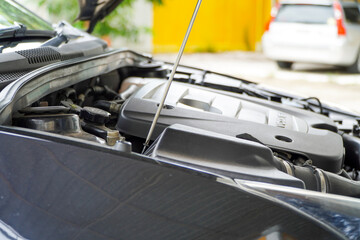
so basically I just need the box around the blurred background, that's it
[19,0,360,112]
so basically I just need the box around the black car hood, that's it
[76,0,124,33]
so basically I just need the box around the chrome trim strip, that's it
[315,168,327,193]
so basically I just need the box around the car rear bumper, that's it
[263,35,358,66]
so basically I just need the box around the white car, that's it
[262,0,360,72]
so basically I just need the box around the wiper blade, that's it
[1,22,85,51]
[0,25,22,35]
[0,23,56,53]
[0,23,56,41]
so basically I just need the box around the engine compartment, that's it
[117,79,344,173]
[4,54,360,198]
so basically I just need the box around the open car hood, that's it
[76,0,124,33]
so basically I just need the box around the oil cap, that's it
[81,107,111,124]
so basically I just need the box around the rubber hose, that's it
[275,158,360,197]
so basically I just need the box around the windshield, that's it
[0,0,52,30]
[344,6,360,23]
[275,4,334,24]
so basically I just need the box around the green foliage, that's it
[37,0,163,40]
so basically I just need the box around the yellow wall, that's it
[153,0,272,53]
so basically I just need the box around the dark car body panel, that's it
[0,129,344,240]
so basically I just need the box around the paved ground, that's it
[154,51,360,113]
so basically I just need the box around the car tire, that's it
[348,53,360,73]
[276,61,293,70]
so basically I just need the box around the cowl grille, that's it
[16,47,61,64]
[0,71,29,82]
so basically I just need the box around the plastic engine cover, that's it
[117,80,344,173]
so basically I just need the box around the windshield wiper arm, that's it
[41,34,68,47]
[41,21,85,47]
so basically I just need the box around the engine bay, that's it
[4,53,360,198]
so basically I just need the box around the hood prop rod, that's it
[142,0,203,154]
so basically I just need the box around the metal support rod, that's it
[142,0,202,153]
